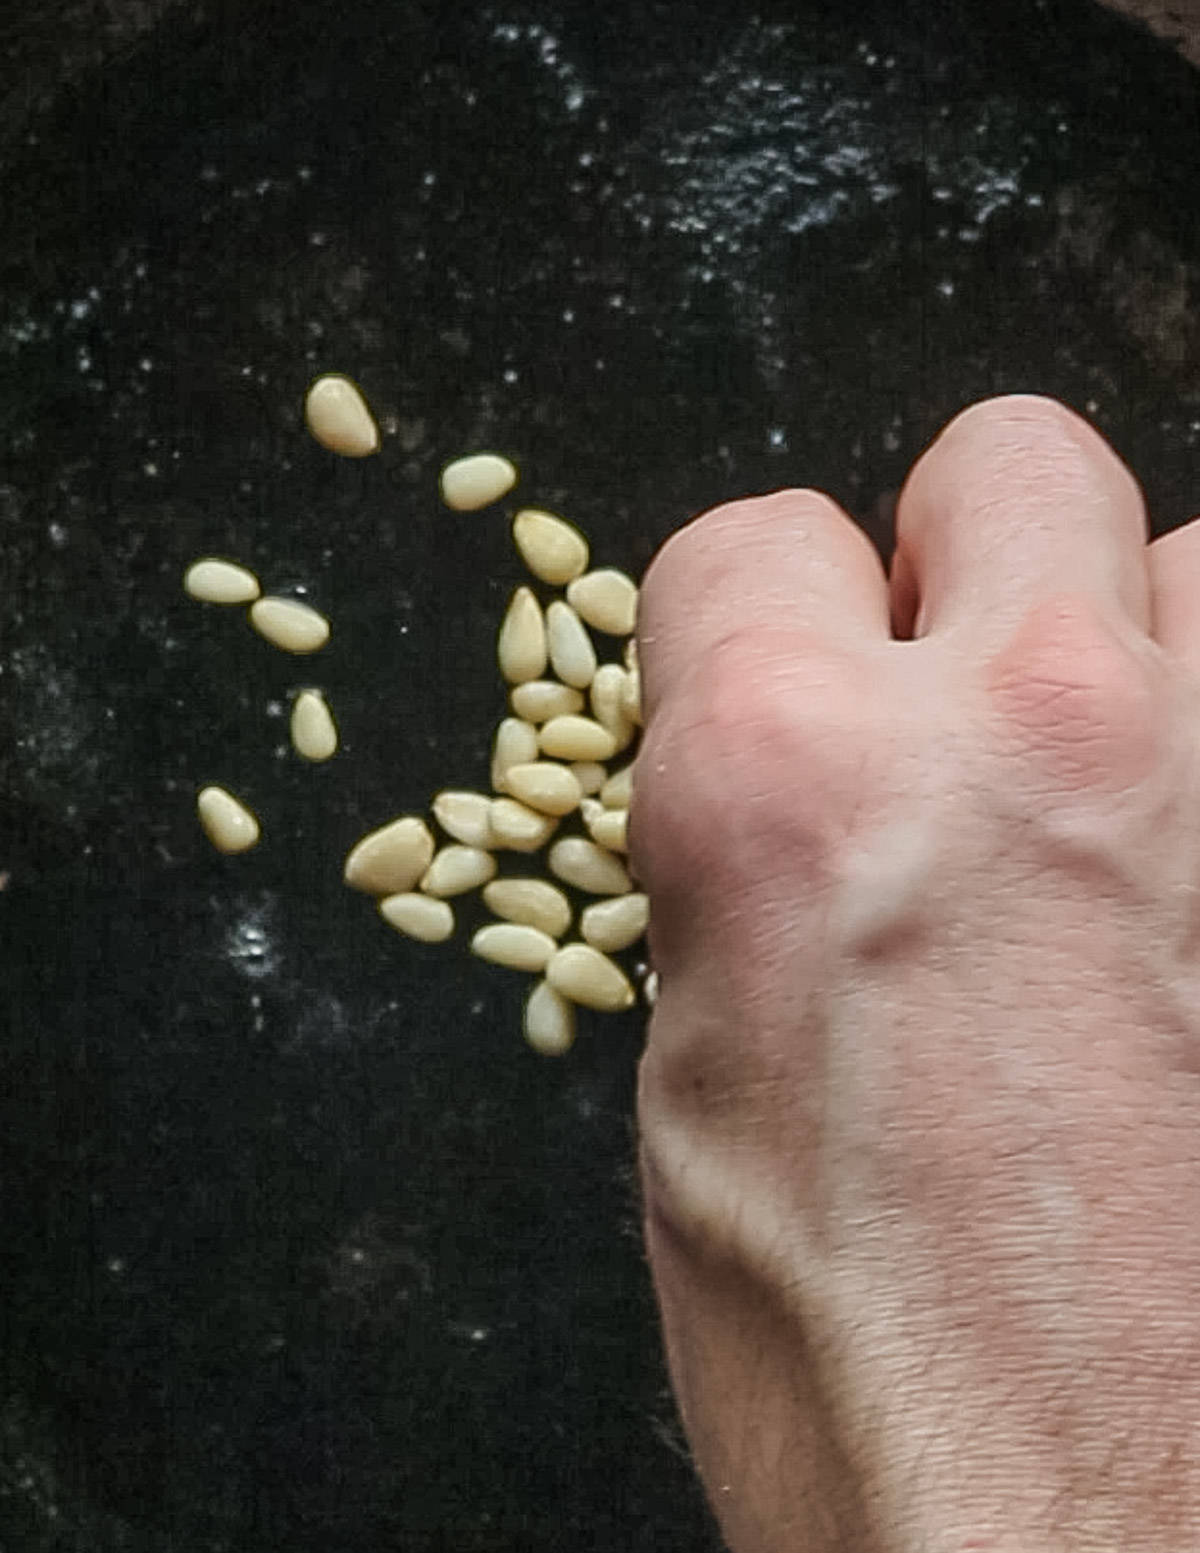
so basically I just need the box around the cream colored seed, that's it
[440,452,518,511]
[548,837,632,895]
[344,815,434,896]
[197,785,260,855]
[491,717,540,793]
[471,922,557,972]
[586,806,628,853]
[505,762,582,818]
[547,943,635,1012]
[524,980,577,1056]
[304,373,380,457]
[546,600,597,690]
[432,790,494,847]
[420,845,497,897]
[489,798,559,853]
[624,637,639,673]
[249,596,330,654]
[580,797,604,828]
[539,715,617,762]
[482,878,572,938]
[566,568,638,636]
[621,664,642,726]
[290,689,338,762]
[590,664,635,751]
[581,892,649,954]
[184,558,261,604]
[512,509,589,585]
[379,892,454,944]
[510,680,585,723]
[600,764,633,809]
[571,761,607,796]
[498,587,548,684]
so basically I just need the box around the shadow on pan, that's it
[1,1,1199,1549]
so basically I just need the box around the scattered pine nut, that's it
[585,806,628,853]
[471,922,557,972]
[571,761,607,796]
[505,762,583,817]
[489,798,560,852]
[547,943,635,1012]
[512,509,589,585]
[290,689,338,762]
[510,680,585,723]
[600,764,633,809]
[491,717,540,793]
[566,569,638,636]
[482,878,573,938]
[548,837,632,895]
[379,892,454,943]
[440,452,518,511]
[590,664,634,751]
[498,587,548,684]
[197,785,261,854]
[304,373,380,457]
[344,816,435,896]
[538,715,617,762]
[432,790,495,848]
[420,845,497,897]
[250,597,330,654]
[524,980,577,1056]
[580,893,649,954]
[546,600,597,690]
[184,558,261,604]
[621,664,642,726]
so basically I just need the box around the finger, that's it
[1149,517,1200,674]
[892,395,1150,647]
[637,488,890,726]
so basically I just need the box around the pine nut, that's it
[571,762,607,796]
[580,893,649,953]
[498,587,548,684]
[197,785,261,854]
[548,837,632,895]
[624,637,638,673]
[379,892,454,943]
[505,762,582,817]
[538,715,617,762]
[510,680,584,723]
[432,790,494,848]
[491,717,540,793]
[304,373,380,457]
[184,558,260,604]
[590,664,634,751]
[512,509,589,585]
[290,689,338,762]
[547,943,635,1012]
[420,845,497,897]
[546,600,597,690]
[585,806,628,853]
[471,922,557,971]
[621,664,642,726]
[489,798,559,852]
[600,764,633,809]
[524,980,576,1056]
[344,815,434,895]
[440,452,517,511]
[566,569,638,636]
[250,597,330,654]
[482,879,572,938]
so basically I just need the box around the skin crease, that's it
[631,395,1200,1553]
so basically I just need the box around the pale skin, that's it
[631,395,1200,1552]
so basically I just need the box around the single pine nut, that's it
[566,569,638,636]
[498,587,548,684]
[491,717,540,793]
[432,790,494,848]
[304,373,380,457]
[290,689,338,762]
[440,452,517,511]
[250,597,330,654]
[344,815,434,895]
[197,785,260,854]
[580,893,649,953]
[539,715,617,762]
[512,509,589,585]
[547,943,635,1012]
[585,806,628,853]
[621,664,642,726]
[571,762,607,796]
[482,878,572,938]
[600,764,633,809]
[524,980,577,1056]
[471,922,557,971]
[579,797,604,828]
[420,845,497,897]
[590,664,635,751]
[379,893,454,943]
[184,558,260,604]
[546,600,597,690]
[489,798,559,852]
[624,637,638,673]
[510,680,585,723]
[505,762,582,817]
[548,837,632,895]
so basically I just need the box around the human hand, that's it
[633,395,1200,1553]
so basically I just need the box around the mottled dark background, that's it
[2,1,1200,1548]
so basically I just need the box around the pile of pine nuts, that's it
[184,374,651,1056]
